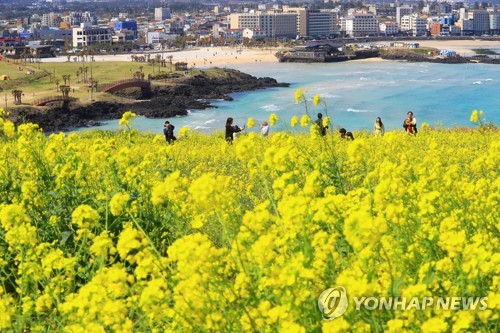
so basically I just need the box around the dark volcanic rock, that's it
[8,68,289,132]
[381,53,470,64]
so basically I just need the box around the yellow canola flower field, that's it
[0,113,499,332]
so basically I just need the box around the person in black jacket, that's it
[225,117,244,144]
[315,113,328,136]
[163,121,176,144]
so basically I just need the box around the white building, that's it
[401,14,427,36]
[155,8,171,22]
[490,12,500,34]
[380,22,398,36]
[396,6,413,26]
[344,13,378,37]
[147,31,177,44]
[230,13,297,38]
[72,23,113,47]
[243,28,266,39]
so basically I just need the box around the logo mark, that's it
[318,286,348,320]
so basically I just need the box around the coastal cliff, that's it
[8,68,289,132]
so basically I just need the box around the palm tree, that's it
[168,55,174,72]
[60,85,71,99]
[12,90,23,105]
[62,74,70,86]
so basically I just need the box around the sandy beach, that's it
[40,40,500,66]
[41,46,280,66]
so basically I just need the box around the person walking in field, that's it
[261,121,269,137]
[315,113,328,136]
[163,121,176,144]
[225,117,244,144]
[374,117,385,136]
[403,111,417,135]
[339,128,354,140]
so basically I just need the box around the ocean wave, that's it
[259,104,282,112]
[318,93,340,98]
[360,77,369,81]
[204,119,216,124]
[194,125,212,130]
[347,108,374,113]
[473,78,493,82]
[472,81,483,85]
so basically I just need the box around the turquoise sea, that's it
[81,59,500,134]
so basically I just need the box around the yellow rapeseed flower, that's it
[269,113,279,126]
[470,109,479,123]
[300,115,311,127]
[294,88,304,103]
[246,117,255,128]
[119,111,136,129]
[312,94,321,106]
[109,192,130,216]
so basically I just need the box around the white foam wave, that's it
[259,104,282,112]
[194,125,211,130]
[318,93,340,98]
[204,119,216,124]
[472,81,483,85]
[347,108,374,113]
[360,77,369,81]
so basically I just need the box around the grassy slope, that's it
[1,59,233,106]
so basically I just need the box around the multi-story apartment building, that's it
[438,3,452,14]
[344,13,378,37]
[489,12,500,34]
[283,7,337,37]
[379,22,398,36]
[230,13,297,38]
[155,8,171,21]
[72,23,113,47]
[431,22,441,36]
[400,14,427,36]
[63,12,95,27]
[467,10,490,35]
[459,8,468,20]
[396,6,413,26]
[456,19,474,35]
[41,13,62,27]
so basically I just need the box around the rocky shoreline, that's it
[380,52,500,64]
[8,68,289,132]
